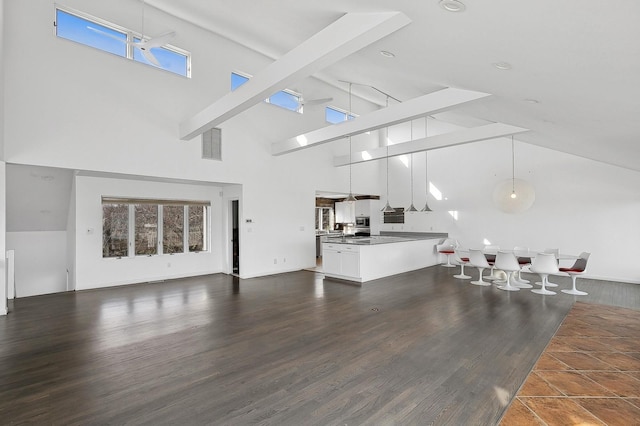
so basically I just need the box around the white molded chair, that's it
[453,248,472,279]
[436,238,458,268]
[560,252,590,296]
[483,245,501,280]
[494,251,521,291]
[530,252,559,295]
[468,249,493,286]
[513,246,532,285]
[535,248,560,287]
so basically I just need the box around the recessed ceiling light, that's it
[439,0,466,12]
[380,50,395,58]
[493,62,513,70]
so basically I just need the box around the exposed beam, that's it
[179,11,411,140]
[271,88,491,155]
[333,123,529,166]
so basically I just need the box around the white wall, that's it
[74,175,224,290]
[379,135,640,283]
[6,231,67,297]
[1,1,7,313]
[66,176,77,290]
[0,163,6,314]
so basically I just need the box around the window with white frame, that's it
[230,72,302,113]
[55,6,191,78]
[325,106,356,124]
[102,198,210,258]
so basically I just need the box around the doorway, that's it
[231,199,240,275]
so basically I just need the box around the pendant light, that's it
[381,96,395,213]
[421,116,433,212]
[510,135,517,199]
[345,83,357,203]
[492,135,535,213]
[405,120,418,212]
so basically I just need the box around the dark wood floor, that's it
[0,267,638,425]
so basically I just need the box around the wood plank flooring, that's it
[0,267,638,425]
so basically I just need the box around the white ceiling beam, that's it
[333,123,529,166]
[271,87,491,155]
[179,11,411,140]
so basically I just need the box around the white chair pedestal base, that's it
[561,288,588,296]
[532,288,557,295]
[511,273,533,288]
[516,270,530,283]
[535,281,558,288]
[561,275,588,296]
[440,252,456,268]
[471,268,492,286]
[453,263,471,279]
[454,273,472,279]
[497,273,521,291]
[532,276,556,295]
[497,283,520,291]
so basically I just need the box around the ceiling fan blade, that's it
[143,31,176,49]
[140,48,161,67]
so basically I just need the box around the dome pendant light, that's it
[345,83,357,203]
[406,120,418,212]
[421,117,433,212]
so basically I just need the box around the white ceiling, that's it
[148,0,640,171]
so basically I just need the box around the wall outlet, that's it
[274,258,277,264]
[283,258,286,263]
[167,262,171,268]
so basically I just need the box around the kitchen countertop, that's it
[323,235,440,246]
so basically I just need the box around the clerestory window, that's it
[55,6,191,78]
[230,72,302,113]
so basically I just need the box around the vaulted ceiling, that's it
[149,0,640,171]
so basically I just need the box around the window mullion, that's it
[128,204,135,258]
[158,205,164,255]
[183,205,189,253]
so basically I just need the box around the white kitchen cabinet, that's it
[355,199,371,217]
[335,201,355,223]
[322,238,441,283]
[322,243,360,279]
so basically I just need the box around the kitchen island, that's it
[322,234,444,283]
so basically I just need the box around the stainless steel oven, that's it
[355,216,370,226]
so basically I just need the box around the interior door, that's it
[231,200,239,275]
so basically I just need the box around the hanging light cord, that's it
[385,96,390,202]
[410,121,414,206]
[511,136,515,194]
[349,83,353,197]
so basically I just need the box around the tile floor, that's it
[500,302,640,426]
